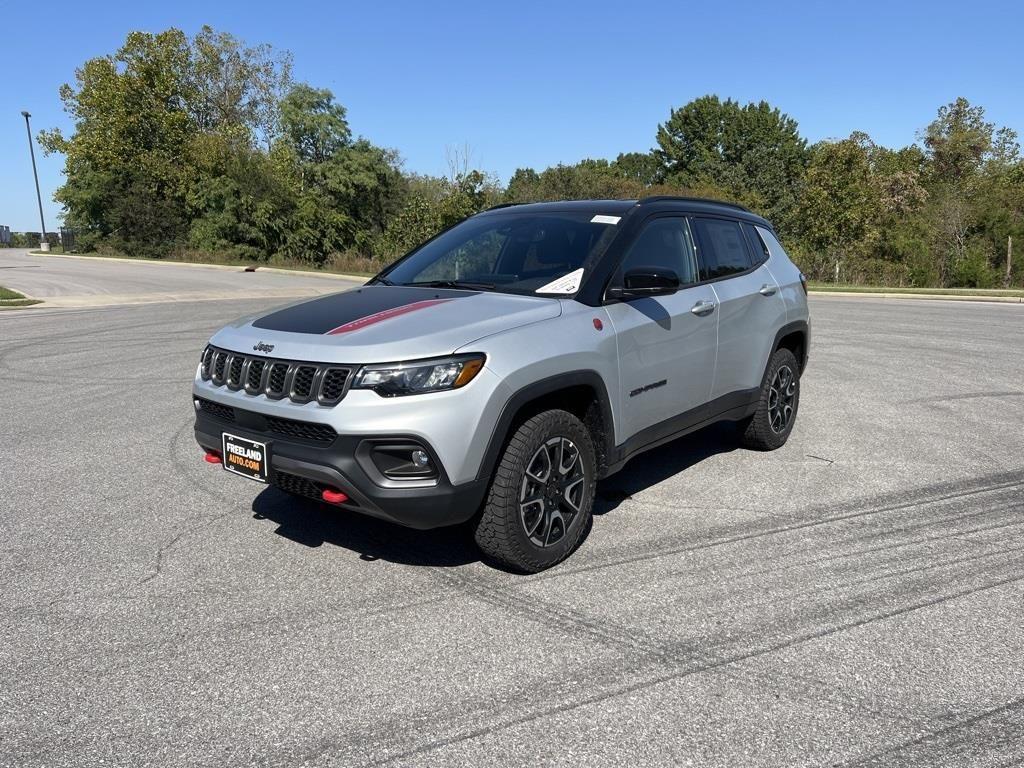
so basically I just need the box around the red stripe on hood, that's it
[325,298,453,335]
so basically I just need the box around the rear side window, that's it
[617,217,698,285]
[691,217,753,280]
[743,222,770,265]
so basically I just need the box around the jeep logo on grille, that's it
[253,341,275,354]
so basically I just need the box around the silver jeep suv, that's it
[193,197,810,572]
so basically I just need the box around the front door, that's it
[604,216,719,443]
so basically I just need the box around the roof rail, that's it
[638,195,751,212]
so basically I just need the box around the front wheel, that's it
[740,347,801,451]
[474,410,597,573]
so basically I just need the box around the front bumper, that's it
[193,405,488,530]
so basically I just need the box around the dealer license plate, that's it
[221,433,269,483]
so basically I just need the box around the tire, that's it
[474,410,597,573]
[741,347,801,451]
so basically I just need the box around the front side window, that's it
[692,217,753,280]
[381,213,618,295]
[616,217,698,285]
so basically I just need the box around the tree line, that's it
[35,27,1024,287]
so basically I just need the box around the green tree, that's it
[922,97,994,186]
[187,26,293,147]
[796,133,880,279]
[611,152,662,185]
[655,95,808,228]
[39,27,293,257]
[919,98,1017,285]
[39,30,196,253]
[279,84,352,165]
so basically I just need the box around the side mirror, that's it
[609,268,681,299]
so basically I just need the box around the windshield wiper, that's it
[401,279,497,291]
[371,275,395,286]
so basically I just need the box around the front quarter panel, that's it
[456,301,621,445]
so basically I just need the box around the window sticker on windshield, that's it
[536,268,585,294]
[591,214,621,225]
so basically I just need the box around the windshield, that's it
[378,212,619,296]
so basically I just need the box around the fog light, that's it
[364,443,439,481]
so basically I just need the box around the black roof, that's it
[478,197,771,227]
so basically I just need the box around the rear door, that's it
[690,216,787,399]
[604,215,719,442]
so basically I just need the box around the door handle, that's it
[759,284,778,296]
[691,300,716,316]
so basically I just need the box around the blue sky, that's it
[3,0,1023,231]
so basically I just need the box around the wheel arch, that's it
[475,371,615,484]
[771,320,809,374]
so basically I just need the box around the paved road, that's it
[0,249,358,307]
[1,275,1023,765]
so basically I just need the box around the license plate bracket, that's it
[221,433,269,483]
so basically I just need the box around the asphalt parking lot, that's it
[2,252,1022,767]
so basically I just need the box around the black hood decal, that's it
[252,286,475,335]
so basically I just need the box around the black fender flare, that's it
[474,370,615,484]
[770,319,810,373]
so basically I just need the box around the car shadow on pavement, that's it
[250,421,742,568]
[593,421,741,516]
[251,488,480,567]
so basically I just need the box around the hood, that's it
[209,286,561,364]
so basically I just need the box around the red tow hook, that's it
[321,488,348,505]
[204,450,222,465]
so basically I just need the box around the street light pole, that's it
[21,110,50,252]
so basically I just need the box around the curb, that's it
[26,286,343,310]
[809,290,1024,304]
[27,250,370,283]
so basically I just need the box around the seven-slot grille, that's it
[200,345,352,405]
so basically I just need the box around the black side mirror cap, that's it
[608,268,681,299]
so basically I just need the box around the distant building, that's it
[0,226,11,245]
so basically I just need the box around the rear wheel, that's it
[474,410,596,573]
[741,347,801,450]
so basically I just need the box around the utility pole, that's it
[21,110,49,252]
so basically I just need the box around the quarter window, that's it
[692,217,753,280]
[743,222,770,265]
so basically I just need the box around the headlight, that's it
[352,354,486,397]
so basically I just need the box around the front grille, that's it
[246,359,265,392]
[227,356,244,389]
[267,363,289,397]
[196,397,235,422]
[291,365,317,401]
[265,415,337,444]
[213,351,228,383]
[320,368,349,403]
[200,345,353,406]
[201,347,215,378]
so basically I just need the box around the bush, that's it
[952,241,999,288]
